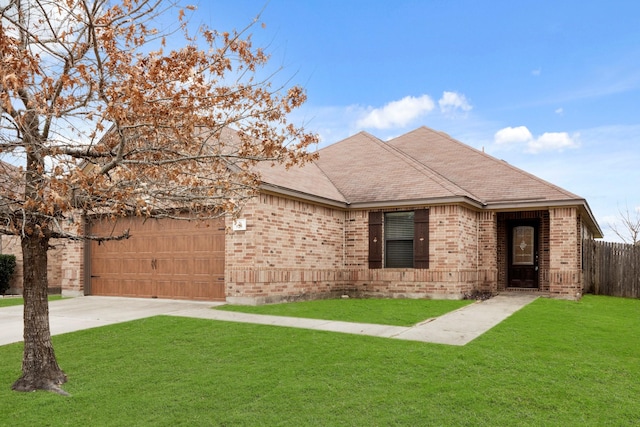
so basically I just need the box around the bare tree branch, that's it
[607,204,640,245]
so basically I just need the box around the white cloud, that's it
[438,91,472,114]
[356,95,435,129]
[531,68,542,76]
[494,126,579,153]
[555,107,564,115]
[528,132,579,153]
[494,126,533,145]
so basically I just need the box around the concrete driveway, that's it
[0,296,222,346]
[0,293,538,346]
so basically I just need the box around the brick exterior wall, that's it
[4,192,590,303]
[548,207,583,299]
[1,235,65,295]
[225,193,347,304]
[477,211,498,294]
[1,212,86,297]
[227,201,507,303]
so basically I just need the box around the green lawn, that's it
[0,295,64,308]
[1,295,639,426]
[215,297,474,326]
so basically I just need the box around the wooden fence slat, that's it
[583,239,640,298]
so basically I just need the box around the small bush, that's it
[0,254,17,295]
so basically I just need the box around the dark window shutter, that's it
[368,211,382,269]
[414,209,429,269]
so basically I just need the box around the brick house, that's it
[2,126,602,302]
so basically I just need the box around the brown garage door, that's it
[88,216,225,301]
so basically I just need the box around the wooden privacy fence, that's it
[583,240,640,298]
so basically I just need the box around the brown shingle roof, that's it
[313,131,476,204]
[256,126,602,236]
[253,160,348,204]
[387,126,582,206]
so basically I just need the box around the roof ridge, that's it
[313,132,386,204]
[386,128,483,201]
[383,138,480,201]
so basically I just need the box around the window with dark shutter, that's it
[369,209,430,270]
[385,211,414,268]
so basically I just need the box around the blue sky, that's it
[197,0,640,241]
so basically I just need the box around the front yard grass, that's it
[1,295,639,426]
[215,297,474,326]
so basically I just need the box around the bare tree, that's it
[0,0,317,394]
[608,205,640,245]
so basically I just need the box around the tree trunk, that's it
[12,232,68,395]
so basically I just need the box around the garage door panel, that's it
[172,236,191,252]
[193,257,224,275]
[168,258,192,275]
[89,217,225,301]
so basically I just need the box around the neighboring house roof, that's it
[255,126,603,237]
[0,160,24,203]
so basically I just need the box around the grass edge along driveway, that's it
[214,297,474,327]
[0,295,64,308]
[1,295,639,426]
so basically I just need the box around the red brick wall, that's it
[344,210,368,268]
[226,200,502,303]
[1,235,65,295]
[478,211,498,293]
[548,207,582,299]
[60,239,84,297]
[12,192,587,303]
[225,193,347,304]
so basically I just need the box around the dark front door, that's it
[508,221,539,288]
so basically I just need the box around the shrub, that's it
[0,254,17,295]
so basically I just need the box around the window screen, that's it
[385,211,414,268]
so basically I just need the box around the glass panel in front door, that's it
[513,226,534,265]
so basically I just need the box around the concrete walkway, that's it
[0,293,538,347]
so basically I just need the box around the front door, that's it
[508,221,539,288]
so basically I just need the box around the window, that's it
[385,212,414,267]
[368,209,429,269]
